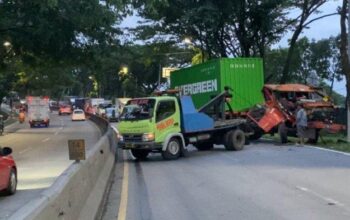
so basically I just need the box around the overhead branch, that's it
[302,12,339,28]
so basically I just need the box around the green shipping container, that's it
[170,58,265,112]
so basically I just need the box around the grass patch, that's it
[263,133,350,153]
[317,133,350,153]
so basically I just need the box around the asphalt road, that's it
[102,140,350,220]
[0,112,101,219]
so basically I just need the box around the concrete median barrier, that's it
[9,118,117,220]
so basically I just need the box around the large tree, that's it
[266,36,342,92]
[0,0,126,100]
[132,0,288,60]
[279,0,338,83]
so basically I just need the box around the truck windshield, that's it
[120,99,155,121]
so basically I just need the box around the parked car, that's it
[72,109,86,121]
[59,105,72,115]
[105,107,119,122]
[97,103,112,117]
[0,147,17,195]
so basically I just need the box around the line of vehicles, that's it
[117,58,346,160]
[14,96,128,127]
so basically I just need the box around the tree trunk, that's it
[280,24,304,84]
[339,0,350,141]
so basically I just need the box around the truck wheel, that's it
[195,142,214,151]
[131,149,149,160]
[162,138,181,160]
[224,129,245,151]
[5,169,17,195]
[278,123,288,144]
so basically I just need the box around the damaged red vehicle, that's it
[248,84,346,143]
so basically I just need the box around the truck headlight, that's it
[142,133,155,142]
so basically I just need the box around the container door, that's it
[154,100,181,143]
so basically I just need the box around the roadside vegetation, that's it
[0,1,348,102]
[264,132,350,153]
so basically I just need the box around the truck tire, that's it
[4,169,17,195]
[131,149,149,160]
[195,142,214,151]
[224,129,245,151]
[162,138,181,160]
[278,123,288,144]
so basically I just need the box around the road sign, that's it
[68,139,86,161]
[162,67,178,78]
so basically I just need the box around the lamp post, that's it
[119,65,129,97]
[3,41,11,48]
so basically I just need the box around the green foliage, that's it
[266,36,342,86]
[0,0,127,100]
[131,0,288,58]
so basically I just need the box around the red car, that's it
[0,147,17,195]
[59,105,72,115]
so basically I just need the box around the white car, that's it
[71,109,86,121]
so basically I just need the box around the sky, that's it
[120,0,347,96]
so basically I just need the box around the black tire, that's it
[224,129,245,151]
[195,142,214,151]
[59,112,62,116]
[4,168,17,195]
[162,138,181,160]
[278,123,288,144]
[131,149,149,160]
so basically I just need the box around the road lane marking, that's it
[296,186,346,207]
[42,137,50,143]
[307,146,350,157]
[19,147,32,154]
[117,152,129,220]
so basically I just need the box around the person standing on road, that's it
[296,103,307,146]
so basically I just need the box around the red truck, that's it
[247,84,345,143]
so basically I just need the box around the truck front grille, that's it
[124,134,143,142]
